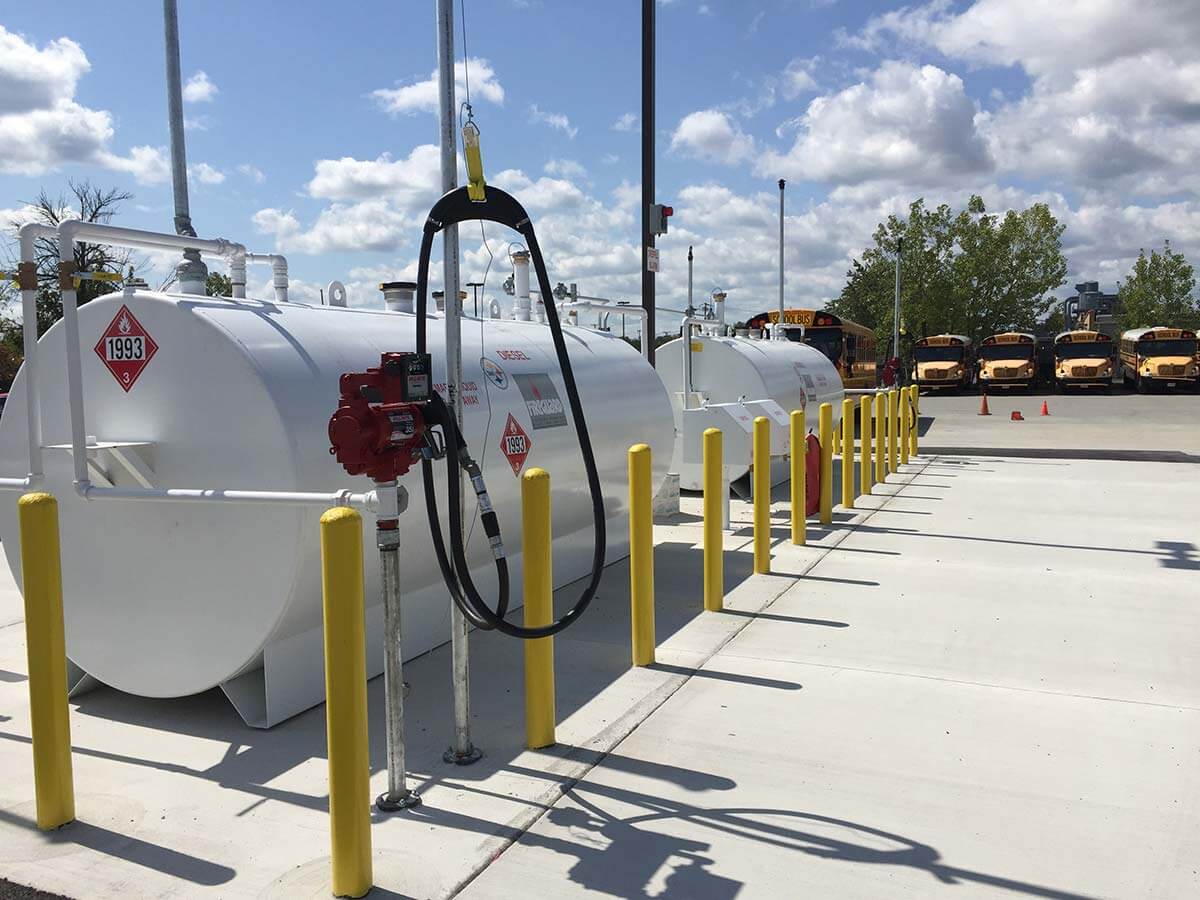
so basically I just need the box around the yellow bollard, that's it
[888,389,899,475]
[841,397,855,509]
[628,446,656,666]
[703,428,724,610]
[900,388,910,466]
[789,411,806,546]
[860,396,873,496]
[19,493,75,832]
[523,467,557,744]
[319,507,373,899]
[909,385,920,456]
[752,417,771,574]
[818,403,833,525]
[874,392,886,483]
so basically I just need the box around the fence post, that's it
[860,396,872,496]
[841,397,855,509]
[753,417,771,574]
[18,493,75,832]
[910,385,920,456]
[704,428,724,610]
[319,507,373,899]
[818,403,833,525]
[523,467,557,744]
[789,411,805,546]
[628,446,656,665]
[874,392,886,484]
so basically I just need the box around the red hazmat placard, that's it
[94,305,158,392]
[499,413,532,476]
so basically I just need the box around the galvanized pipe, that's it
[162,0,207,293]
[777,179,786,340]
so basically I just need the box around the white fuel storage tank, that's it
[0,290,674,726]
[655,334,844,489]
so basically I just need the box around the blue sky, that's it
[3,1,1198,332]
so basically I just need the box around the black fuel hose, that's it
[414,185,606,639]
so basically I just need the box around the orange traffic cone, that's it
[1040,400,1050,416]
[1011,410,1024,421]
[978,392,991,416]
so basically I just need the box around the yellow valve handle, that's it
[72,271,125,287]
[463,121,486,202]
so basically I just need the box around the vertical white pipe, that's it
[57,223,90,487]
[18,227,43,480]
[512,251,531,322]
[436,0,477,765]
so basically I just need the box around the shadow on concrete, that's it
[1156,541,1200,570]
[431,759,1097,900]
[718,609,849,628]
[0,669,28,683]
[0,807,235,887]
[647,662,801,692]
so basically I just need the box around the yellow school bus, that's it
[1053,330,1115,391]
[978,332,1037,390]
[746,309,877,389]
[1119,327,1198,392]
[912,334,973,391]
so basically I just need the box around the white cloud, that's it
[306,145,441,214]
[182,70,217,103]
[669,109,756,165]
[543,158,587,180]
[183,115,210,131]
[529,104,578,139]
[781,58,819,99]
[189,162,225,184]
[0,26,88,115]
[253,200,410,254]
[756,61,991,185]
[0,27,170,184]
[372,58,504,115]
[237,163,265,183]
[612,112,638,132]
[492,170,586,211]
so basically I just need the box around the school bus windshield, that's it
[1054,343,1111,359]
[801,329,843,363]
[979,343,1033,361]
[915,345,963,362]
[1137,339,1197,356]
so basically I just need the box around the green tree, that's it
[205,271,232,297]
[1117,241,1199,331]
[830,195,1067,360]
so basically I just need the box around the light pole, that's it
[466,281,483,318]
[777,179,786,339]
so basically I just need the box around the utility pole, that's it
[777,179,786,339]
[436,0,480,767]
[162,0,207,294]
[641,0,656,363]
[893,236,903,366]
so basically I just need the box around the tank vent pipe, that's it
[381,281,416,313]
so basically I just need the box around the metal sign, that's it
[499,413,532,476]
[94,304,158,392]
[513,373,568,429]
[646,247,659,273]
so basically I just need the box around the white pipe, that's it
[229,251,247,298]
[381,281,415,313]
[246,252,288,303]
[512,251,532,322]
[58,221,91,489]
[18,224,47,482]
[680,315,713,407]
[564,302,651,360]
[77,483,376,509]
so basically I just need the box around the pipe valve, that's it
[328,352,435,481]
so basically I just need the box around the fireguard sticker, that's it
[513,372,568,429]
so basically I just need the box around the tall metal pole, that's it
[436,0,480,766]
[893,236,903,365]
[686,245,694,317]
[777,179,786,339]
[641,0,656,363]
[162,0,206,293]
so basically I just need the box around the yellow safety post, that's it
[789,411,805,546]
[703,428,724,610]
[523,467,557,745]
[833,415,842,454]
[888,389,899,475]
[874,393,886,483]
[628,446,656,666]
[900,388,910,466]
[818,403,833,525]
[319,507,372,899]
[752,417,771,574]
[841,397,855,509]
[19,493,75,832]
[860,396,873,496]
[909,385,920,456]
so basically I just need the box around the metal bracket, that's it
[46,440,157,489]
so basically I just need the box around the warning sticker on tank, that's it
[480,357,508,389]
[94,304,158,392]
[513,373,568,429]
[500,413,532,475]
